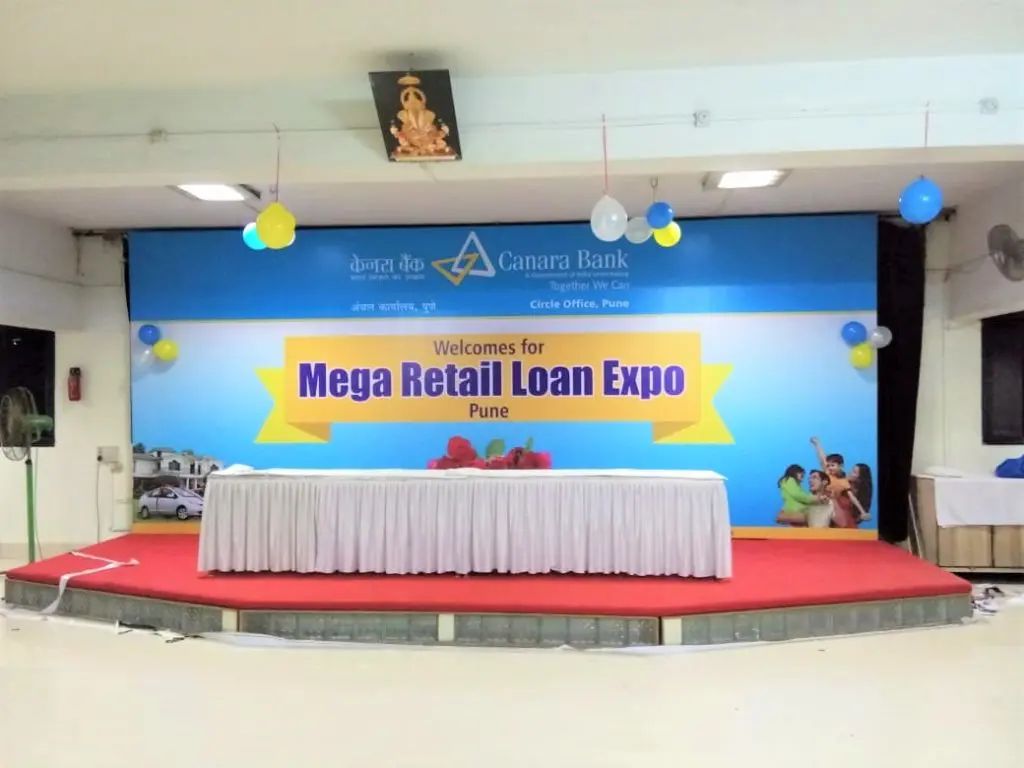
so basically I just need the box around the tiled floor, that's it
[1,571,1022,767]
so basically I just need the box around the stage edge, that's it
[4,580,970,649]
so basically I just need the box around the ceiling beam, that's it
[0,55,1020,192]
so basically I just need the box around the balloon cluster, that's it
[591,197,681,248]
[243,202,297,251]
[899,176,943,225]
[135,324,179,371]
[841,321,891,369]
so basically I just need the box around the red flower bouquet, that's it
[446,436,477,464]
[427,436,552,471]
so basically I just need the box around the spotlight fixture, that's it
[703,170,790,191]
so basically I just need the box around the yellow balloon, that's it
[652,221,682,248]
[256,202,296,250]
[153,339,179,362]
[850,343,874,369]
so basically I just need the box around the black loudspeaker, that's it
[0,324,56,445]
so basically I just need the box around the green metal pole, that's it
[25,457,36,563]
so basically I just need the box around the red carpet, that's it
[6,534,969,616]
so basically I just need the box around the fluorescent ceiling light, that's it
[175,183,247,202]
[705,170,789,190]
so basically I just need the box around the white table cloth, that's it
[197,468,732,578]
[921,470,1024,527]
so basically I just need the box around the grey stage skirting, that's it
[197,468,732,578]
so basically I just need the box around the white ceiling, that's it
[1,1,1019,231]
[2,0,1022,91]
[1,161,1019,230]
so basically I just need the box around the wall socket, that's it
[97,446,122,471]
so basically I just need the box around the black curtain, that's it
[123,234,132,318]
[876,219,927,543]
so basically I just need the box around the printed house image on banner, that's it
[132,445,221,495]
[368,69,462,162]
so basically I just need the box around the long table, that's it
[197,468,732,578]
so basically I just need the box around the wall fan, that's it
[987,225,1024,282]
[0,386,54,563]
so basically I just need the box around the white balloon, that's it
[131,345,155,380]
[869,326,893,349]
[624,217,652,244]
[135,345,155,366]
[590,195,628,242]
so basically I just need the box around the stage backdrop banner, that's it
[128,215,878,536]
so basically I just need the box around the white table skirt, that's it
[197,469,733,578]
[923,472,1024,527]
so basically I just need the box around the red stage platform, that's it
[5,534,968,616]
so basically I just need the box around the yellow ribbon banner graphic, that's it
[256,331,733,444]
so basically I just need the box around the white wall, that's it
[947,180,1024,322]
[914,177,1024,474]
[0,208,131,559]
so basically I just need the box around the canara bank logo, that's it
[431,231,497,286]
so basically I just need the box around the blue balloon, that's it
[841,321,868,347]
[899,177,943,225]
[138,324,161,346]
[646,201,674,230]
[242,222,267,251]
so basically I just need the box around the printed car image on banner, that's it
[128,215,878,535]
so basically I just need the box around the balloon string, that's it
[272,124,282,202]
[601,114,609,195]
[923,102,930,150]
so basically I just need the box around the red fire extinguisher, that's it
[68,367,82,402]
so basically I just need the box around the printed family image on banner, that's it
[127,214,878,535]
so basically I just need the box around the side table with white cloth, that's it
[915,470,1024,572]
[198,468,732,578]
